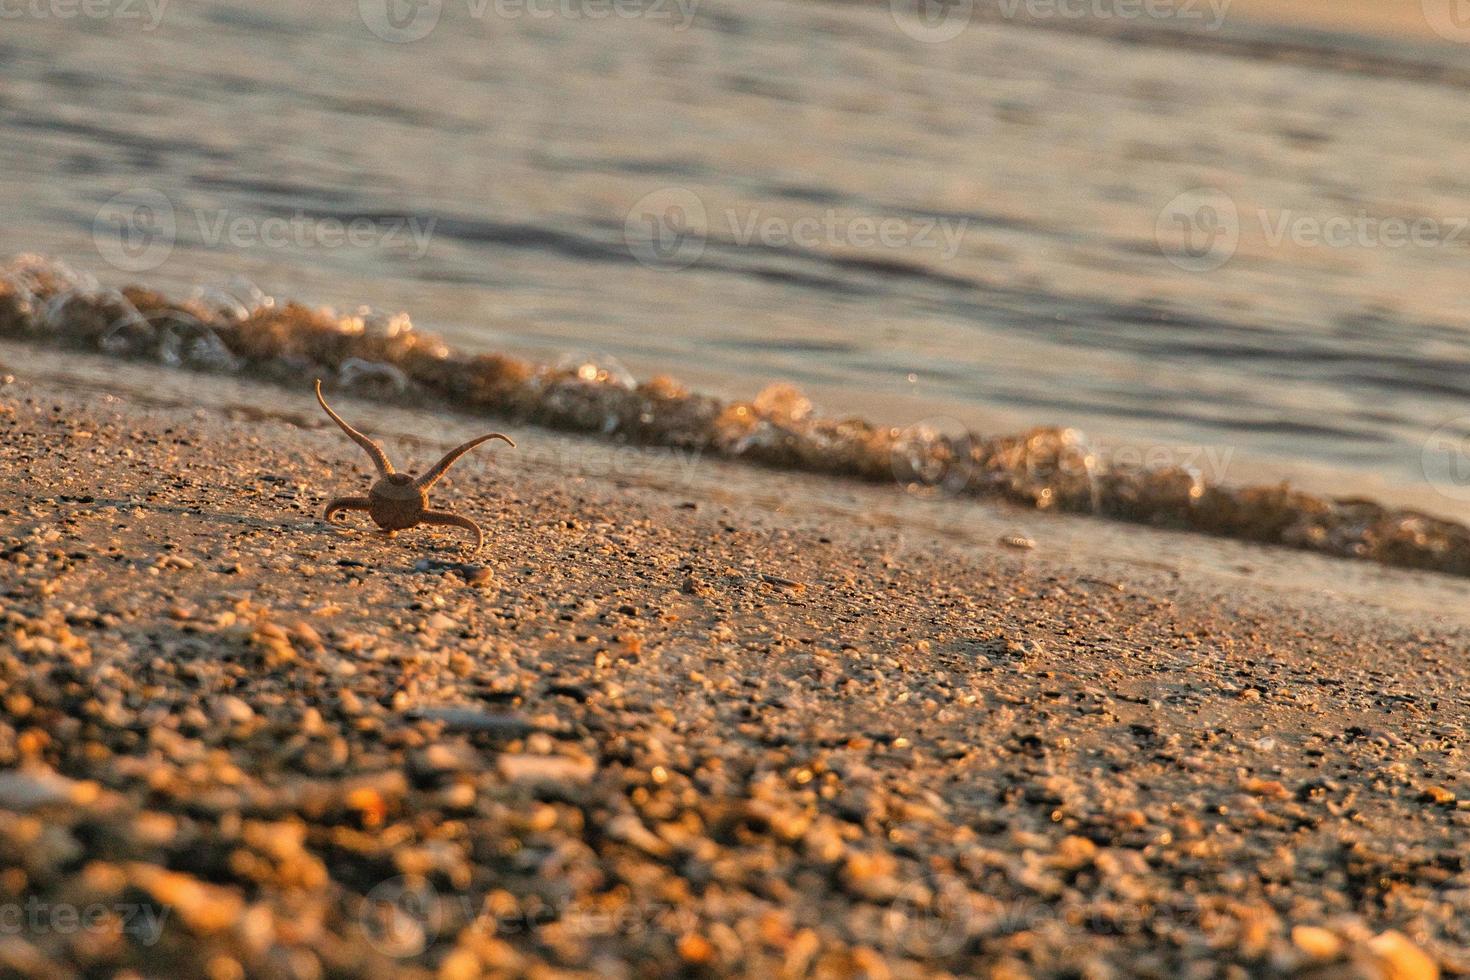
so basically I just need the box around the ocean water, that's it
[5,0,1470,517]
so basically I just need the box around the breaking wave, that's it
[5,253,1469,578]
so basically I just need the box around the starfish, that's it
[314,380,514,550]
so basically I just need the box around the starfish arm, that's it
[415,433,514,490]
[323,496,372,521]
[315,379,394,477]
[421,510,484,550]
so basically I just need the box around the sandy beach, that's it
[5,1,1470,977]
[1,346,1466,978]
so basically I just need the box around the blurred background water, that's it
[5,0,1470,516]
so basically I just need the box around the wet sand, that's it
[1,355,1466,978]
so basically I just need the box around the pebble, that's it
[1292,925,1344,960]
[1001,636,1044,659]
[676,934,715,965]
[1367,931,1439,980]
[409,743,478,779]
[605,814,672,858]
[1051,835,1098,871]
[0,768,89,810]
[412,558,493,585]
[129,864,245,935]
[214,696,255,725]
[410,707,536,738]
[1418,785,1455,806]
[497,754,597,785]
[1242,778,1290,799]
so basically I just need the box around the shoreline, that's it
[6,255,1470,581]
[1,360,1465,977]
